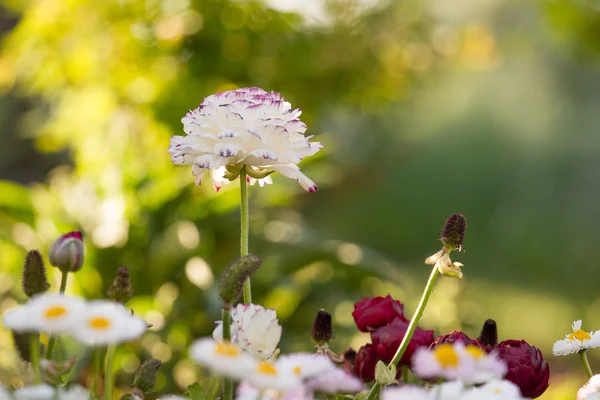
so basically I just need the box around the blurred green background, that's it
[1,0,599,398]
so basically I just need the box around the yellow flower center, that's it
[44,305,67,319]
[568,330,591,342]
[258,362,277,375]
[88,317,112,330]
[494,388,502,394]
[215,342,240,357]
[433,344,459,368]
[465,345,485,359]
[293,366,302,375]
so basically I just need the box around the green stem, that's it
[365,265,440,400]
[104,345,116,400]
[30,334,41,383]
[222,308,233,400]
[579,350,594,378]
[402,365,409,383]
[45,271,69,359]
[240,168,251,304]
[91,348,103,399]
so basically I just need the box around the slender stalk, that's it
[90,348,103,399]
[365,266,440,400]
[30,334,41,383]
[579,350,594,378]
[240,168,251,304]
[45,271,69,359]
[402,365,409,383]
[222,308,233,400]
[104,345,117,400]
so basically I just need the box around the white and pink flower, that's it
[169,87,322,192]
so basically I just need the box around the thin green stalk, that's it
[222,308,233,400]
[90,348,103,399]
[402,365,409,383]
[45,271,69,359]
[30,334,41,383]
[579,350,594,378]
[240,168,251,304]
[104,345,117,400]
[365,266,440,400]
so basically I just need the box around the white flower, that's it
[72,301,146,346]
[425,249,463,278]
[13,384,55,400]
[0,383,10,400]
[159,397,187,400]
[461,379,527,400]
[553,320,600,356]
[461,346,507,385]
[57,386,90,400]
[305,366,364,395]
[170,87,322,192]
[3,294,86,334]
[578,374,600,400]
[213,304,282,359]
[382,385,432,400]
[276,353,334,379]
[244,361,302,391]
[236,382,313,400]
[190,338,257,381]
[412,343,476,382]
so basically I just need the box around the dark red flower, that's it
[354,344,379,382]
[371,318,435,366]
[430,331,483,349]
[495,339,550,399]
[352,295,407,332]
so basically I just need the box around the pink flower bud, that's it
[49,231,84,272]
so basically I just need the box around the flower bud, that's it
[495,339,549,398]
[441,214,467,251]
[49,231,84,272]
[312,310,333,345]
[107,267,134,304]
[22,250,50,298]
[374,360,396,386]
[218,255,261,304]
[134,358,162,395]
[478,319,498,352]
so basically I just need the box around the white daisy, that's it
[461,379,526,400]
[72,300,146,346]
[189,338,257,381]
[244,361,302,391]
[169,87,322,192]
[235,382,312,400]
[382,385,432,400]
[460,345,507,384]
[57,385,90,400]
[304,366,364,395]
[0,383,10,400]
[578,374,600,400]
[158,397,187,400]
[553,320,600,356]
[3,294,86,334]
[13,384,55,400]
[276,353,334,379]
[412,343,476,382]
[213,304,282,359]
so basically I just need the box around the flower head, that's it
[478,319,499,353]
[312,310,333,345]
[190,338,256,380]
[170,87,322,192]
[553,320,600,356]
[13,384,55,400]
[578,374,600,400]
[382,385,432,400]
[461,379,527,400]
[354,344,379,382]
[57,385,91,400]
[496,339,549,398]
[107,266,134,304]
[22,250,50,298]
[3,294,86,334]
[49,231,84,272]
[276,353,333,379]
[371,317,435,366]
[72,301,146,346]
[305,366,364,395]
[352,295,407,332]
[441,214,467,252]
[245,361,302,391]
[213,303,282,359]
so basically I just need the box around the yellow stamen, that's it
[293,366,301,375]
[433,344,459,368]
[215,342,240,357]
[466,345,485,359]
[568,330,592,342]
[258,362,277,375]
[88,317,111,330]
[494,388,502,394]
[44,306,67,319]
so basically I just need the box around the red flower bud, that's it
[49,231,84,273]
[371,318,435,366]
[430,331,483,349]
[352,295,407,332]
[354,344,379,382]
[495,339,550,399]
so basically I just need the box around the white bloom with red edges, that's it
[170,87,321,192]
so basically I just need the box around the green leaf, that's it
[184,382,207,400]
